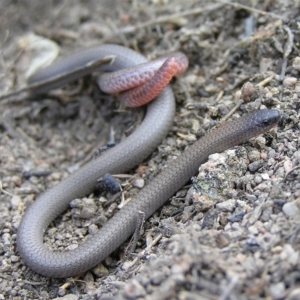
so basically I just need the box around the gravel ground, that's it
[1,0,300,299]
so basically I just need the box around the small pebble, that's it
[11,175,22,186]
[241,82,257,103]
[66,244,78,251]
[99,196,107,203]
[280,244,299,266]
[10,195,22,209]
[132,178,145,189]
[2,233,11,246]
[248,149,261,162]
[83,271,94,283]
[254,175,263,184]
[205,83,219,93]
[215,233,231,247]
[92,263,109,277]
[216,199,236,212]
[292,56,300,71]
[150,271,166,285]
[248,160,264,172]
[270,282,285,300]
[10,255,20,263]
[246,194,257,201]
[80,206,96,219]
[268,149,276,158]
[261,173,270,180]
[227,210,246,222]
[283,76,297,87]
[123,279,146,298]
[234,89,242,101]
[88,224,98,234]
[294,82,300,92]
[70,199,82,208]
[255,136,266,148]
[50,172,62,181]
[282,200,300,218]
[83,198,96,206]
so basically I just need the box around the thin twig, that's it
[221,100,243,122]
[0,180,15,197]
[284,165,300,182]
[279,25,294,81]
[219,275,239,300]
[123,211,145,259]
[216,0,284,20]
[256,75,275,88]
[120,232,163,271]
[100,3,224,43]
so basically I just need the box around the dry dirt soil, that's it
[1,0,300,299]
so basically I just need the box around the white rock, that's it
[282,201,300,217]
